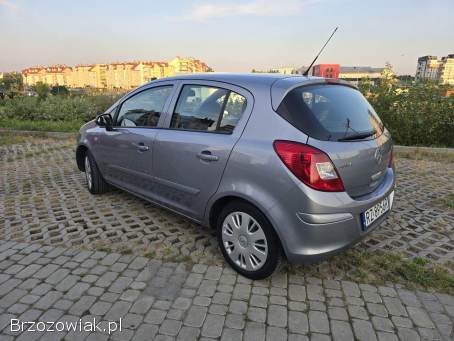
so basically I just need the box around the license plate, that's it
[361,193,393,229]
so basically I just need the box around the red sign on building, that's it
[312,64,340,78]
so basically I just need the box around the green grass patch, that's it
[395,147,454,163]
[442,194,454,209]
[0,133,31,146]
[303,250,454,294]
[0,119,82,132]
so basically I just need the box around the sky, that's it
[0,0,453,75]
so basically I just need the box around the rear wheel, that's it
[216,201,281,279]
[84,152,109,194]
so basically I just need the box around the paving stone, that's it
[201,314,224,338]
[69,295,97,315]
[90,301,112,315]
[209,303,228,315]
[130,297,155,314]
[247,307,267,323]
[348,305,369,320]
[267,305,287,327]
[288,284,306,302]
[221,328,242,341]
[123,313,143,329]
[265,326,287,341]
[309,310,329,333]
[367,303,388,317]
[353,319,378,341]
[382,297,407,317]
[288,311,308,334]
[225,313,245,330]
[331,319,354,341]
[397,327,421,341]
[229,300,248,315]
[371,316,394,332]
[183,305,207,327]
[177,326,200,341]
[377,332,399,341]
[0,289,27,308]
[407,306,435,328]
[105,301,132,321]
[342,281,361,297]
[145,309,167,325]
[328,307,348,321]
[244,321,265,341]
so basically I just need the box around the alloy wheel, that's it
[84,156,92,190]
[221,211,268,271]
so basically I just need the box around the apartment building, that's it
[415,54,454,85]
[21,57,211,89]
[415,56,440,81]
[22,65,73,87]
[438,54,454,85]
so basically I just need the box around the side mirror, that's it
[95,113,113,131]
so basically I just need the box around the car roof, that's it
[148,72,356,109]
[150,72,313,88]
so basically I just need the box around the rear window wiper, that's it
[337,130,376,141]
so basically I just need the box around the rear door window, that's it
[277,84,384,141]
[170,85,247,133]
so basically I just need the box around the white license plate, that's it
[361,193,392,229]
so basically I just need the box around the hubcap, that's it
[221,212,268,271]
[84,156,92,189]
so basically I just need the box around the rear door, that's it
[276,83,393,198]
[151,81,253,220]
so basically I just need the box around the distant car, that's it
[76,73,395,279]
[24,89,38,97]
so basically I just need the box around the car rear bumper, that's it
[269,167,395,264]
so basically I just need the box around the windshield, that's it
[277,84,384,141]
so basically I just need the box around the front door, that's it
[151,81,253,220]
[93,84,174,196]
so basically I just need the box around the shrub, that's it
[366,82,454,147]
[0,93,122,124]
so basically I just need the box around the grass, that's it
[0,119,82,132]
[301,250,454,294]
[395,147,454,163]
[441,194,454,209]
[0,133,32,145]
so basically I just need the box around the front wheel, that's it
[84,152,109,194]
[216,201,281,279]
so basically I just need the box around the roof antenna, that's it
[302,26,339,76]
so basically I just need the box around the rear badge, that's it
[374,147,383,164]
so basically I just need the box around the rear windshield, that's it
[276,84,384,141]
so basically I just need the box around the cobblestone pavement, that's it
[0,240,453,341]
[1,138,453,264]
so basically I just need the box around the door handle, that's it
[136,142,149,152]
[197,150,219,162]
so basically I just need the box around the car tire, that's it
[84,151,109,194]
[216,201,281,279]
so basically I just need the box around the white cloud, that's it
[0,0,18,11]
[188,0,313,20]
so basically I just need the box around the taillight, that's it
[388,145,394,168]
[273,140,345,192]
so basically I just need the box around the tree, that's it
[0,72,23,98]
[358,77,373,96]
[34,82,50,100]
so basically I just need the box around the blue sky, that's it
[1,0,453,74]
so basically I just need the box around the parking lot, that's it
[0,136,453,340]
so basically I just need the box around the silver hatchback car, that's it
[76,73,395,279]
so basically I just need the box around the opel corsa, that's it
[76,73,395,279]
